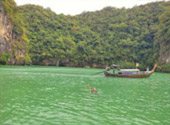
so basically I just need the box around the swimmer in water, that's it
[88,84,97,93]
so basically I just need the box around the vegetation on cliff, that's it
[156,2,170,47]
[1,0,31,64]
[18,5,76,66]
[1,0,170,71]
[154,2,170,63]
[160,63,170,73]
[18,1,170,69]
[0,52,10,64]
[1,0,23,36]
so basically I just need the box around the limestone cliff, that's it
[159,42,170,64]
[0,1,27,64]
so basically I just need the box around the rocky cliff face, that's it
[159,42,170,64]
[0,1,26,64]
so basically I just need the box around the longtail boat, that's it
[104,64,161,78]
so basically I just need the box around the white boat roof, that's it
[120,69,140,72]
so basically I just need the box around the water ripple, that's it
[0,67,170,124]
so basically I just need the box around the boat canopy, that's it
[112,64,117,67]
[119,69,140,72]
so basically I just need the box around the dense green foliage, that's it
[160,63,170,73]
[18,1,170,68]
[154,2,170,60]
[0,52,10,65]
[157,2,170,45]
[75,3,165,68]
[1,0,169,68]
[18,5,76,65]
[1,0,24,37]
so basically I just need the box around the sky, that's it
[14,0,168,15]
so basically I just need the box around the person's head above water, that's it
[88,84,97,93]
[93,88,96,91]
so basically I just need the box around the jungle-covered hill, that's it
[1,0,170,71]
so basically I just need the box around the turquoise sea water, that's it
[0,66,170,124]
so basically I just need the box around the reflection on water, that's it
[0,66,170,124]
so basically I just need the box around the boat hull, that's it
[104,71,152,78]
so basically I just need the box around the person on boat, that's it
[146,67,149,72]
[136,63,139,68]
[105,67,110,71]
[88,84,97,93]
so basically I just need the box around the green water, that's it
[0,66,170,124]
